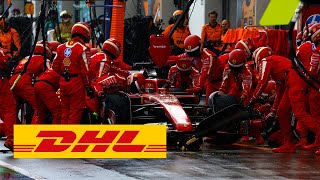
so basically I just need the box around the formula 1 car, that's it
[98,75,251,150]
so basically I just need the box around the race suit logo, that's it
[14,125,166,158]
[64,48,72,57]
[63,58,71,66]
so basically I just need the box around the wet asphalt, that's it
[1,141,320,179]
[85,143,320,180]
[0,166,33,180]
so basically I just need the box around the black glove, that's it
[245,99,257,110]
[86,87,95,98]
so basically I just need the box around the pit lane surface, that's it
[1,140,320,179]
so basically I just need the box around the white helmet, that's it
[60,10,72,18]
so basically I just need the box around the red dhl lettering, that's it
[33,130,146,153]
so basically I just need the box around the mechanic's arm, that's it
[309,47,320,76]
[199,49,221,86]
[269,83,284,115]
[111,66,130,78]
[205,49,221,81]
[165,55,180,66]
[241,65,253,100]
[52,48,61,74]
[191,68,200,88]
[199,51,211,86]
[251,59,272,101]
[80,48,91,87]
[95,74,127,95]
[199,66,208,88]
[167,67,176,86]
[219,66,231,94]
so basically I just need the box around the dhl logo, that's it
[14,125,166,158]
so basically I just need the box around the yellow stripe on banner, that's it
[14,125,167,158]
[260,0,300,26]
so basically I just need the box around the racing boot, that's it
[241,135,250,142]
[303,135,320,150]
[315,149,320,155]
[272,137,296,153]
[295,137,308,147]
[241,120,250,143]
[4,139,13,152]
[256,134,265,145]
[268,130,283,147]
[250,120,264,145]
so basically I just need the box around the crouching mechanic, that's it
[52,22,92,124]
[91,72,145,117]
[308,23,320,154]
[168,59,200,92]
[249,47,320,153]
[88,38,129,113]
[218,49,253,104]
[9,41,52,124]
[0,49,16,150]
[33,41,62,124]
[168,35,223,103]
[92,72,145,124]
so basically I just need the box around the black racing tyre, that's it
[102,93,131,124]
[208,93,238,114]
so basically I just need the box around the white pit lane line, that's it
[0,159,45,179]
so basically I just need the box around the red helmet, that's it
[127,73,145,93]
[71,22,92,43]
[235,39,255,58]
[310,23,320,43]
[228,49,246,68]
[34,41,52,58]
[184,35,201,52]
[252,46,272,69]
[90,48,100,56]
[302,24,313,41]
[102,38,121,59]
[296,31,303,46]
[176,59,192,71]
[49,41,61,53]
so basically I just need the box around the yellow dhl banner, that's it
[14,125,166,158]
